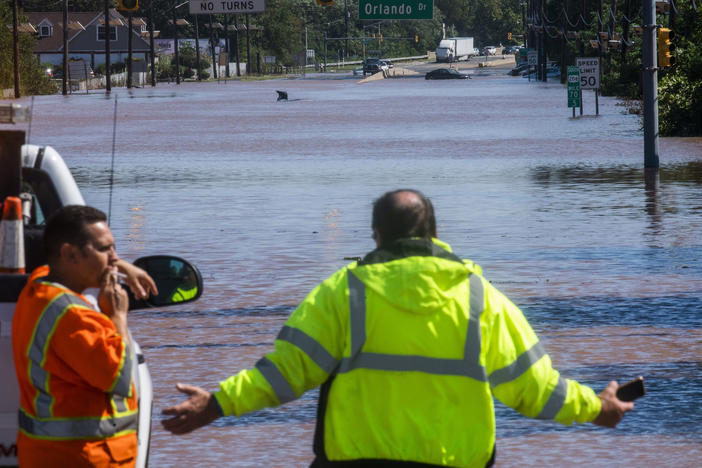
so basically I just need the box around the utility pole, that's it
[234,15,241,76]
[12,0,21,98]
[208,14,217,79]
[127,12,133,88]
[560,0,567,84]
[539,0,546,81]
[149,0,156,86]
[246,14,251,75]
[173,2,180,84]
[63,0,68,95]
[642,0,659,168]
[194,15,202,81]
[344,0,349,57]
[104,0,112,94]
[598,0,603,74]
[580,0,585,56]
[519,0,527,47]
[225,15,231,77]
[104,0,111,93]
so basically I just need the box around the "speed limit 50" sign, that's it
[576,57,600,90]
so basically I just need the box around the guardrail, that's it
[316,54,429,71]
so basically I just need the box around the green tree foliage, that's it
[178,43,211,73]
[658,39,702,136]
[12,0,702,136]
[0,3,57,94]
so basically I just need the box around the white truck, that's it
[435,37,475,63]
[0,119,203,467]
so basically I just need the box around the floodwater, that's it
[6,67,702,467]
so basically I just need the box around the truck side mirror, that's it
[128,255,203,309]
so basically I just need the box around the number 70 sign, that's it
[576,57,600,89]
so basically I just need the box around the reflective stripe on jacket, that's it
[214,239,601,466]
[12,266,138,443]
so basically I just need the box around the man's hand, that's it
[593,380,635,428]
[98,268,129,319]
[98,268,131,346]
[116,259,159,300]
[161,383,222,435]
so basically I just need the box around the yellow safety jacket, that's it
[214,238,601,467]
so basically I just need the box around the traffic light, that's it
[118,0,138,11]
[316,0,335,5]
[507,32,512,40]
[657,27,675,67]
[414,35,419,43]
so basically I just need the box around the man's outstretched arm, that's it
[161,383,223,434]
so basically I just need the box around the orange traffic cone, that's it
[0,196,25,274]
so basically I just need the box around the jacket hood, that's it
[349,238,474,315]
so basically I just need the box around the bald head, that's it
[371,189,437,247]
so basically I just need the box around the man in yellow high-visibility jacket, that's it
[162,189,634,467]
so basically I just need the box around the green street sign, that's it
[567,66,581,108]
[359,0,433,20]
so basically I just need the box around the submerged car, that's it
[363,58,388,75]
[425,68,471,80]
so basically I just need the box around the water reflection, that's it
[9,74,702,467]
[530,161,702,186]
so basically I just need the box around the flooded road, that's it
[7,69,702,466]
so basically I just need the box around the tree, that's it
[0,2,57,95]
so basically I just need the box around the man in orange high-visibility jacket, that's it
[12,205,156,468]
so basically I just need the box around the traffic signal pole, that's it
[642,0,659,168]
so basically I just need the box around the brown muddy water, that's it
[5,70,702,467]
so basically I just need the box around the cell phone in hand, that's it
[616,376,645,401]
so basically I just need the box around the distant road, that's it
[403,55,517,75]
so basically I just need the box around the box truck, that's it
[436,37,474,62]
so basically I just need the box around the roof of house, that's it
[25,9,148,53]
[26,11,99,52]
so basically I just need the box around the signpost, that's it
[576,57,599,89]
[567,66,581,117]
[527,49,537,65]
[359,0,433,20]
[526,49,537,82]
[576,57,600,115]
[189,0,265,14]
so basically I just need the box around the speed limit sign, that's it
[576,57,600,90]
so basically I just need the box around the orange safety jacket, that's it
[12,265,138,466]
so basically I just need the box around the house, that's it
[25,9,155,70]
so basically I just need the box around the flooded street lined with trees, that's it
[5,69,702,466]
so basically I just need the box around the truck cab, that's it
[0,136,202,467]
[436,39,456,63]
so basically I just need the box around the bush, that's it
[111,62,126,73]
[657,39,702,136]
[600,58,642,99]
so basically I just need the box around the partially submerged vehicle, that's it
[0,127,203,467]
[425,68,471,80]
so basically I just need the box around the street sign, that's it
[189,0,265,14]
[576,57,600,89]
[527,49,537,66]
[359,0,433,20]
[567,66,581,108]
